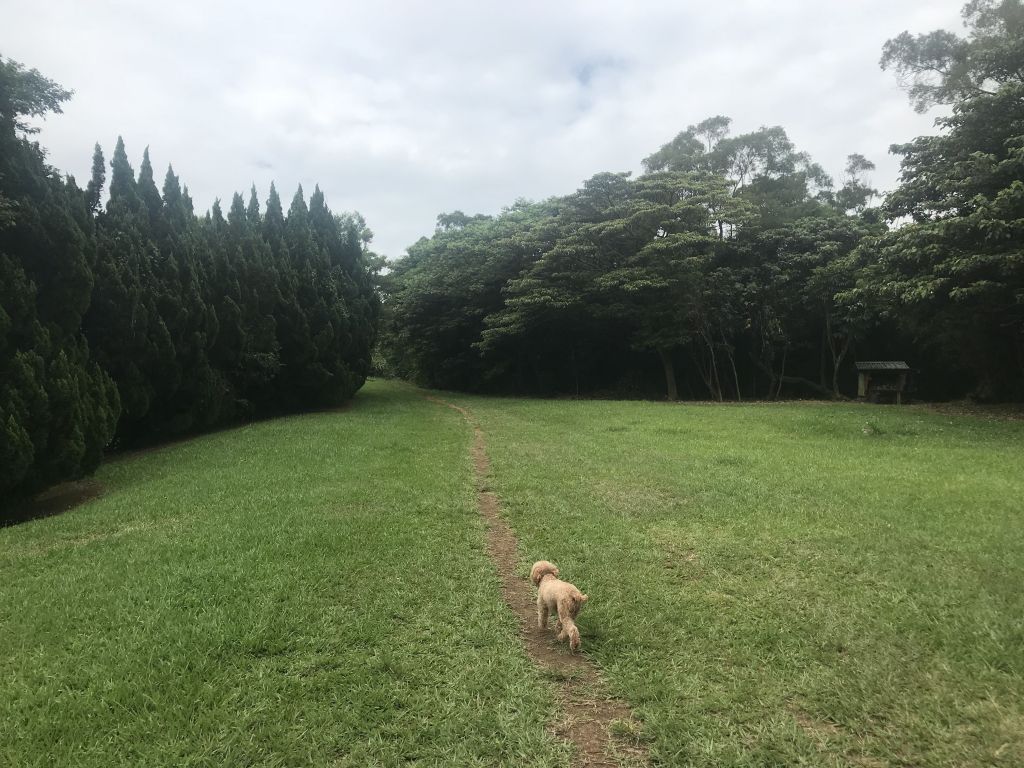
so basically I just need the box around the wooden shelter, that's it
[856,361,911,404]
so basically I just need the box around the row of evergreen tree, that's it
[1,57,379,506]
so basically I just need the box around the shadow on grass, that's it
[1,479,104,528]
[1,381,393,527]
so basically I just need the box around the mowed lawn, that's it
[3,381,1023,768]
[454,392,1024,767]
[0,382,568,767]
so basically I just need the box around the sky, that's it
[5,0,964,258]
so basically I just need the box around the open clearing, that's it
[3,380,1023,766]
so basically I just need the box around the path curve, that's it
[428,396,648,768]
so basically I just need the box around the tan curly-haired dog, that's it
[531,560,588,651]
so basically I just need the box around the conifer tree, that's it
[246,185,261,224]
[84,143,105,214]
[107,136,139,216]
[137,147,163,231]
[0,56,119,504]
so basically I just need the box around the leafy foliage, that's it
[386,122,884,400]
[859,0,1024,399]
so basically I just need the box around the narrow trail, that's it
[427,397,648,768]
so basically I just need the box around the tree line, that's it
[1,58,379,506]
[381,0,1023,403]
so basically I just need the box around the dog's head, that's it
[570,592,588,617]
[530,560,559,586]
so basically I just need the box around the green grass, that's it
[452,394,1024,767]
[4,381,1023,767]
[0,381,568,767]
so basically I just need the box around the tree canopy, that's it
[384,121,887,401]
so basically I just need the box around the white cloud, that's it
[6,0,964,257]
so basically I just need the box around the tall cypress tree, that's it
[0,56,119,504]
[84,143,105,215]
[308,185,377,401]
[86,137,176,443]
[107,136,139,216]
[246,185,261,224]
[137,146,163,231]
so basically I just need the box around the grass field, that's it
[0,383,568,767]
[456,392,1024,766]
[2,380,1022,767]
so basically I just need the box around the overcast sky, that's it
[7,1,963,258]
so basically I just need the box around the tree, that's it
[0,56,72,134]
[84,143,105,214]
[860,0,1024,399]
[880,0,1024,112]
[0,56,118,504]
[833,154,878,214]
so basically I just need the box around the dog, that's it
[530,560,588,651]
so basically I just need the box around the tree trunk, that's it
[688,345,716,401]
[825,310,850,399]
[721,330,741,402]
[658,347,678,401]
[831,342,849,399]
[571,348,580,397]
[819,320,829,390]
[750,353,833,399]
[709,344,723,402]
[775,345,787,400]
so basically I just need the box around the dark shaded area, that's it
[1,480,104,527]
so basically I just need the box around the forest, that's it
[380,1,1023,403]
[2,0,1023,506]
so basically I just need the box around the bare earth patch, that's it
[429,397,648,768]
[2,479,104,527]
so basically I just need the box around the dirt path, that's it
[428,397,648,768]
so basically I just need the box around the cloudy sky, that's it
[7,1,963,257]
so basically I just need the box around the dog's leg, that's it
[555,618,581,650]
[556,596,581,650]
[537,594,549,629]
[567,624,581,651]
